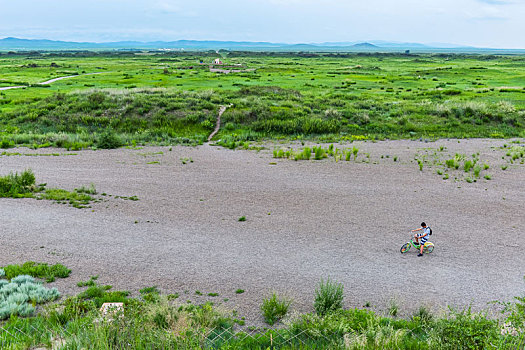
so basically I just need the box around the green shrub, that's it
[77,275,98,287]
[0,139,14,149]
[412,305,433,324]
[473,165,482,178]
[97,131,122,149]
[0,275,60,320]
[75,183,97,195]
[0,169,36,197]
[352,146,359,159]
[140,286,160,295]
[302,147,311,160]
[314,278,344,316]
[261,292,291,325]
[429,308,499,349]
[78,283,130,308]
[313,146,327,160]
[464,160,474,172]
[1,261,71,282]
[389,299,399,317]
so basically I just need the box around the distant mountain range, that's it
[1,37,523,53]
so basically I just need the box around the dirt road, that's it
[0,72,105,90]
[1,139,524,323]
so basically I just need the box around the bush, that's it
[261,292,291,325]
[314,278,344,316]
[97,131,122,149]
[0,275,60,320]
[1,261,71,282]
[429,307,499,349]
[0,169,36,197]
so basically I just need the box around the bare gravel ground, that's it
[1,139,524,324]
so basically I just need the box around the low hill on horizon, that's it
[1,37,523,53]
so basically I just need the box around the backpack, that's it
[428,227,432,235]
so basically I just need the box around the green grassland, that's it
[0,51,524,148]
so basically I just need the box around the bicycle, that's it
[400,236,434,254]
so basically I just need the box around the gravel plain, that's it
[1,139,524,324]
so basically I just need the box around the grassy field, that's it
[0,51,524,149]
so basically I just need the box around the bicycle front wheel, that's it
[400,243,411,254]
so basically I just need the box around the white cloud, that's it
[475,0,513,4]
[0,0,523,48]
[154,1,182,14]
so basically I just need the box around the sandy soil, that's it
[1,139,524,324]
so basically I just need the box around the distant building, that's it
[214,58,223,65]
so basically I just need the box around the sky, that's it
[0,0,524,48]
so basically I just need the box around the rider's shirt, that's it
[418,227,430,243]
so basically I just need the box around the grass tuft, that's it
[314,278,344,316]
[260,292,291,325]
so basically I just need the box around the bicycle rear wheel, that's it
[424,243,434,254]
[400,243,411,254]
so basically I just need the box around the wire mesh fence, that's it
[2,318,525,349]
[0,319,345,349]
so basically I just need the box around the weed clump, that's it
[0,169,38,198]
[97,131,122,149]
[0,169,101,208]
[260,292,291,325]
[314,278,344,316]
[1,261,71,282]
[40,188,94,209]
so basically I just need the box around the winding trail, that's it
[0,72,106,91]
[207,104,232,142]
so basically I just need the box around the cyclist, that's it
[411,222,430,257]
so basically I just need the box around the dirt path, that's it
[0,85,25,91]
[1,139,524,325]
[207,105,232,142]
[0,72,106,91]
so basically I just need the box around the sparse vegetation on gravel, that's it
[1,268,524,348]
[1,261,71,282]
[260,292,291,325]
[314,278,344,316]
